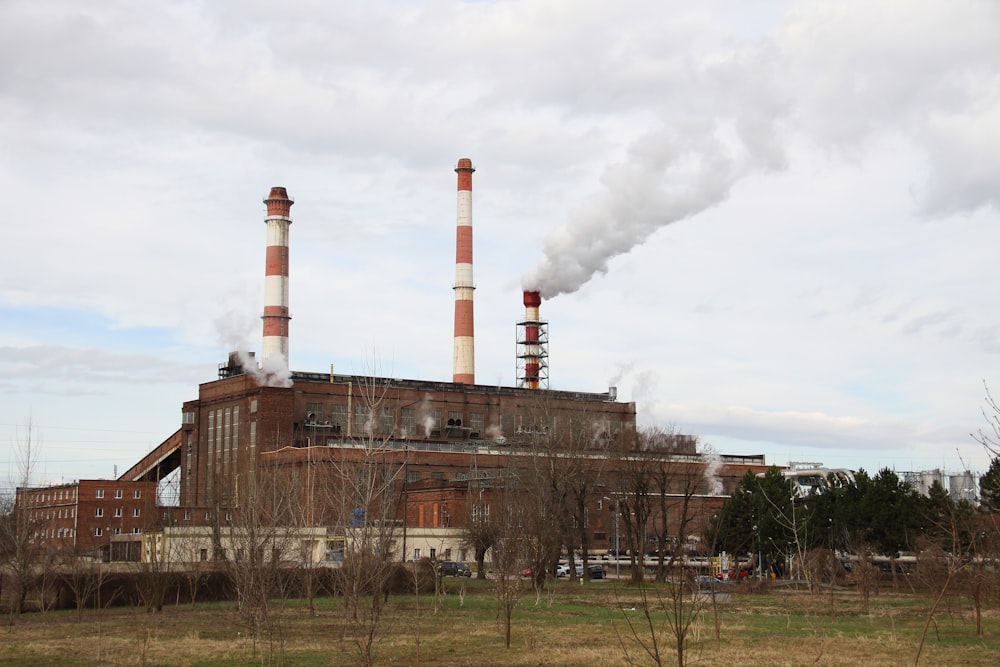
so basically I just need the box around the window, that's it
[448,410,463,426]
[379,407,394,434]
[113,528,121,535]
[429,548,436,560]
[200,548,208,562]
[413,548,421,560]
[354,404,372,434]
[114,508,122,517]
[249,398,258,414]
[95,528,103,537]
[96,489,104,499]
[96,508,104,517]
[182,410,195,424]
[401,408,415,437]
[133,489,141,499]
[469,412,484,435]
[328,402,347,425]
[431,471,445,480]
[114,489,123,499]
[306,402,324,420]
[133,508,141,517]
[132,527,140,534]
[183,510,191,521]
[406,470,421,483]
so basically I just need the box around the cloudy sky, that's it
[1,0,998,491]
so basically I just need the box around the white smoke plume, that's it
[522,2,999,299]
[702,445,724,496]
[522,116,778,299]
[215,308,293,389]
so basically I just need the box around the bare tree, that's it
[325,371,407,667]
[224,459,297,665]
[616,434,710,667]
[972,380,1000,457]
[2,417,48,618]
[486,470,528,649]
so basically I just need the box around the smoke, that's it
[702,445,724,496]
[215,309,293,389]
[522,115,779,299]
[416,393,436,436]
[232,350,293,389]
[522,2,999,299]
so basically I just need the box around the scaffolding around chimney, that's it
[516,290,548,389]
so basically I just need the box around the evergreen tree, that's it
[979,457,1000,510]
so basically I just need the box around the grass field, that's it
[1,578,997,666]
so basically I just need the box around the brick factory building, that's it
[12,162,773,564]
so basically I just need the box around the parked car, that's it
[437,561,472,577]
[715,567,751,581]
[588,564,606,580]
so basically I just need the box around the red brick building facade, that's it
[15,479,158,556]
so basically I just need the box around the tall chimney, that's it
[452,158,476,384]
[517,290,547,389]
[262,186,293,364]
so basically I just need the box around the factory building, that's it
[16,159,773,563]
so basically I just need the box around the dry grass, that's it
[1,579,997,666]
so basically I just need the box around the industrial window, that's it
[96,489,104,499]
[330,404,347,431]
[132,527,140,534]
[407,470,421,483]
[114,508,122,517]
[306,402,324,420]
[95,528,103,536]
[379,407,394,434]
[182,410,195,424]
[232,405,239,469]
[249,398,257,414]
[469,412,484,435]
[428,409,442,434]
[354,405,372,435]
[448,410,463,426]
[133,489,141,499]
[401,408,415,437]
[114,528,121,535]
[431,471,445,480]
[133,508,141,517]
[96,508,103,517]
[115,489,123,499]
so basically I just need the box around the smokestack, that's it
[517,290,547,389]
[452,158,476,384]
[262,186,293,364]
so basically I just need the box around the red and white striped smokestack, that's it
[262,187,293,364]
[452,158,476,384]
[522,290,542,389]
